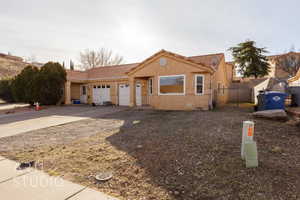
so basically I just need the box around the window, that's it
[82,86,86,95]
[107,85,110,88]
[148,78,153,95]
[217,83,221,92]
[102,85,105,88]
[195,75,204,95]
[217,82,224,95]
[159,75,185,95]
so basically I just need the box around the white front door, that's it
[136,83,142,106]
[99,85,105,105]
[119,84,130,106]
[80,85,87,103]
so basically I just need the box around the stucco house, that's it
[64,50,229,110]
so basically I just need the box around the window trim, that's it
[158,74,186,96]
[195,74,205,95]
[148,78,153,95]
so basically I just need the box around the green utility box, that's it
[244,141,258,168]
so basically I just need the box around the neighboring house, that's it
[65,50,229,110]
[228,52,300,103]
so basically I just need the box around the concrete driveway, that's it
[0,105,126,138]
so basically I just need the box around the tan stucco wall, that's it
[212,58,229,105]
[130,55,213,110]
[225,63,233,83]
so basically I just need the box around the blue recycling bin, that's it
[72,99,81,104]
[257,91,287,111]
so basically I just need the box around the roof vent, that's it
[211,57,218,67]
[159,58,167,66]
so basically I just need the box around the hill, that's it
[0,53,28,79]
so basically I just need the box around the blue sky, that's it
[0,0,299,66]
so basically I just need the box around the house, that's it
[65,50,229,110]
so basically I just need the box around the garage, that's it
[93,85,111,105]
[119,84,130,106]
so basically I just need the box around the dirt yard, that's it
[0,106,299,200]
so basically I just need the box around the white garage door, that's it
[93,85,111,105]
[119,84,130,106]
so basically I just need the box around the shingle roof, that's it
[128,50,218,75]
[188,53,224,70]
[67,63,139,81]
[87,63,139,80]
[268,52,300,60]
[66,70,88,81]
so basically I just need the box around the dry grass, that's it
[1,107,300,200]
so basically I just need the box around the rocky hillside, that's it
[0,54,28,79]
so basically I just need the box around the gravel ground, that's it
[0,106,299,200]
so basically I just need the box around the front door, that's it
[136,83,142,106]
[80,85,87,103]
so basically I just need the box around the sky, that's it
[0,0,300,68]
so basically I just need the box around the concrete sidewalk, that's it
[0,156,118,200]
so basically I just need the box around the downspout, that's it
[209,73,213,110]
[115,82,118,106]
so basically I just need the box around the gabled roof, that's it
[127,49,216,75]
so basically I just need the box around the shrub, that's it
[10,62,66,105]
[11,65,39,104]
[0,78,14,102]
[36,62,66,105]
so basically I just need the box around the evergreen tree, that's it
[229,40,270,78]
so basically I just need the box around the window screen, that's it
[195,75,204,94]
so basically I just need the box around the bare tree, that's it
[79,48,123,70]
[276,52,300,77]
[25,54,37,63]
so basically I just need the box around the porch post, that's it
[129,77,135,107]
[65,81,71,105]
